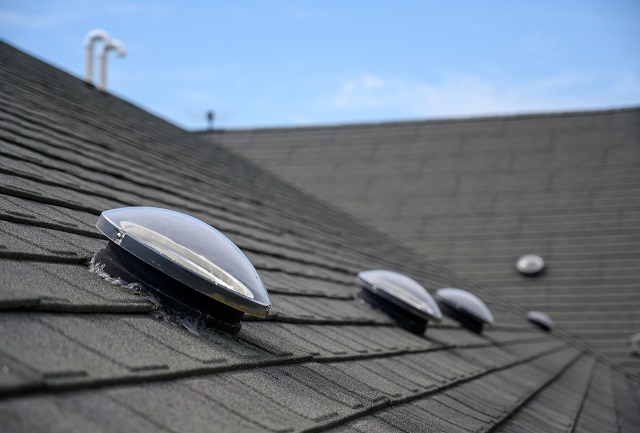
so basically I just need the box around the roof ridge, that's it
[199,106,640,133]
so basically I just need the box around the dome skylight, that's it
[435,288,494,334]
[357,270,442,335]
[95,207,270,334]
[527,311,554,332]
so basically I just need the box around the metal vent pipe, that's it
[84,29,111,83]
[98,39,126,91]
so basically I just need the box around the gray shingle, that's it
[0,314,125,386]
[493,356,595,432]
[0,260,152,311]
[0,392,166,433]
[215,107,640,379]
[108,382,263,433]
[1,39,638,433]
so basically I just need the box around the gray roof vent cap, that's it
[631,333,640,356]
[357,270,442,335]
[95,207,270,334]
[435,288,494,334]
[527,311,554,332]
[516,254,545,275]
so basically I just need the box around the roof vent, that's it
[84,28,110,84]
[83,28,126,90]
[435,288,494,334]
[516,254,545,275]
[357,270,442,335]
[98,38,126,91]
[94,207,270,335]
[630,333,640,356]
[527,311,554,332]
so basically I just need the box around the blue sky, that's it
[1,1,639,129]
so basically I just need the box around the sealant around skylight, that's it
[94,207,270,334]
[357,270,442,335]
[435,288,494,334]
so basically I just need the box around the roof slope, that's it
[211,108,640,379]
[1,40,639,432]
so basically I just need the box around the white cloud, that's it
[528,73,593,91]
[0,1,170,30]
[292,8,310,19]
[171,67,220,84]
[322,72,638,119]
[612,72,640,97]
[176,90,219,106]
[0,10,58,28]
[100,2,171,18]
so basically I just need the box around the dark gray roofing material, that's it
[211,106,640,380]
[1,40,639,432]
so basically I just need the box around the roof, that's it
[209,107,640,380]
[1,39,639,432]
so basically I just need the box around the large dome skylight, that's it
[95,207,270,333]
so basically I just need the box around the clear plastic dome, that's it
[516,254,545,275]
[357,270,442,322]
[96,207,270,316]
[527,311,554,330]
[435,288,494,324]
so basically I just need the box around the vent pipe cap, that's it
[104,38,127,57]
[631,333,640,356]
[357,270,441,335]
[435,288,494,334]
[527,311,554,332]
[84,28,111,46]
[516,254,545,275]
[95,207,270,334]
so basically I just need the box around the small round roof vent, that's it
[527,311,554,332]
[516,254,545,275]
[357,270,442,335]
[630,333,640,356]
[435,288,494,334]
[95,207,270,335]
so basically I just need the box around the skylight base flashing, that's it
[437,301,485,334]
[96,241,244,335]
[360,290,428,335]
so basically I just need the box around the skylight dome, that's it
[357,270,441,335]
[516,254,545,275]
[435,288,494,334]
[527,311,554,332]
[95,207,270,334]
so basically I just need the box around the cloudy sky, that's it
[1,0,639,129]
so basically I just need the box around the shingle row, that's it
[1,40,637,433]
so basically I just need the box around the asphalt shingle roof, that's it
[210,107,640,380]
[1,40,639,432]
